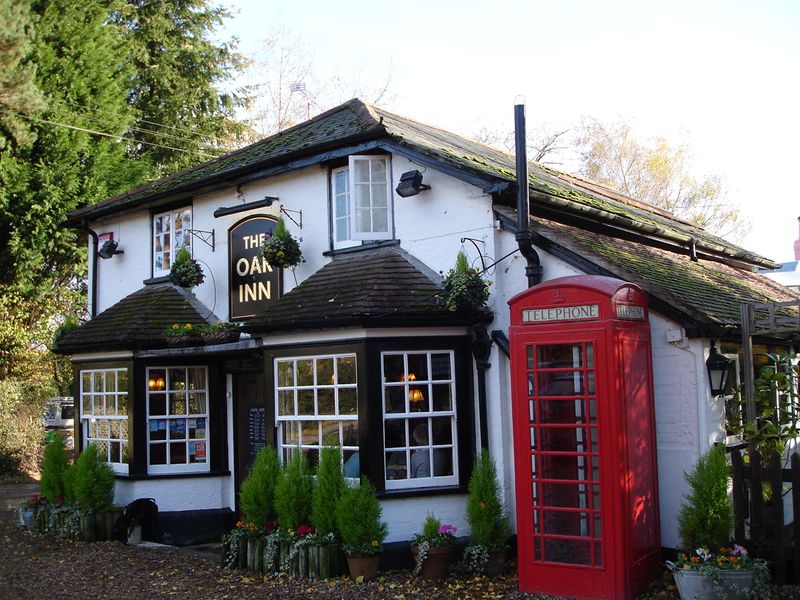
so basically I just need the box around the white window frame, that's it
[145,366,210,475]
[274,353,359,472]
[348,155,392,241]
[332,166,351,244]
[382,351,458,490]
[153,206,192,277]
[79,368,129,474]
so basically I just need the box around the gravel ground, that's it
[1,507,798,600]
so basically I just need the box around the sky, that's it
[219,0,800,262]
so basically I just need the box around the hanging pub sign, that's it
[229,216,281,320]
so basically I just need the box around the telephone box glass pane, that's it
[537,344,583,368]
[543,538,591,565]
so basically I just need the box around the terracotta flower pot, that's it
[346,553,380,581]
[411,544,452,581]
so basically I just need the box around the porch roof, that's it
[245,245,485,333]
[54,284,214,354]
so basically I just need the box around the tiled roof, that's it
[65,98,776,270]
[246,245,481,332]
[526,216,800,333]
[54,284,215,353]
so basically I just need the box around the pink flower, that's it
[438,524,457,536]
[733,544,748,557]
[296,524,314,537]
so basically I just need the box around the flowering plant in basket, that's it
[411,514,457,576]
[197,321,241,344]
[260,218,302,268]
[441,250,490,312]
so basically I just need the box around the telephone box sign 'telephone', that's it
[508,275,661,600]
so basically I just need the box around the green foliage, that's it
[274,450,313,531]
[677,445,733,552]
[239,446,282,526]
[441,250,490,312]
[466,450,510,549]
[40,434,70,501]
[111,0,247,175]
[169,247,205,288]
[261,218,302,268]
[72,444,115,511]
[311,444,345,536]
[335,478,387,555]
[422,513,441,539]
[0,379,50,478]
[62,461,76,503]
[727,352,800,456]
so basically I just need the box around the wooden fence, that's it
[730,449,800,583]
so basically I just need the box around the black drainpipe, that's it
[80,219,99,318]
[472,324,492,450]
[514,104,543,287]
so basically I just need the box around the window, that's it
[331,156,392,244]
[80,369,129,474]
[275,354,359,472]
[146,367,209,474]
[153,206,192,276]
[382,351,458,489]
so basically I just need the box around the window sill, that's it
[376,484,466,500]
[143,275,171,285]
[323,239,399,257]
[114,469,230,481]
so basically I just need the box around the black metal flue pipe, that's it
[514,104,543,287]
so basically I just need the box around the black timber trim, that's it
[246,312,490,334]
[64,135,387,226]
[378,140,503,193]
[143,275,171,285]
[213,197,279,218]
[322,239,401,257]
[494,210,706,336]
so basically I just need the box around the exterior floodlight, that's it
[98,239,124,259]
[395,170,431,198]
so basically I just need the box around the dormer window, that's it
[153,206,192,277]
[331,155,392,247]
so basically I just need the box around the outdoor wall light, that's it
[97,239,124,259]
[706,341,733,396]
[395,170,431,197]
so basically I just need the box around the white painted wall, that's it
[114,476,232,512]
[382,494,468,543]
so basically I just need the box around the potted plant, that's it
[197,321,242,345]
[274,450,313,574]
[667,445,768,600]
[18,493,45,529]
[441,250,490,312]
[163,322,202,347]
[463,449,511,576]
[335,478,387,582]
[169,246,205,288]
[260,218,302,269]
[410,514,458,580]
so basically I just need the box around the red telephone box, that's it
[509,275,660,600]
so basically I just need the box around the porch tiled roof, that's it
[65,99,777,270]
[54,284,214,353]
[246,245,480,332]
[530,217,800,332]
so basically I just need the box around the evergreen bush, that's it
[63,462,76,503]
[311,444,345,536]
[239,446,282,526]
[72,444,115,511]
[465,449,510,549]
[40,434,70,501]
[677,444,733,551]
[274,450,313,531]
[335,478,387,555]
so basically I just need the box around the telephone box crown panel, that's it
[508,275,649,326]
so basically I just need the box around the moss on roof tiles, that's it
[536,220,797,328]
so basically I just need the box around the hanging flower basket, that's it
[169,247,205,288]
[260,218,302,269]
[441,250,490,312]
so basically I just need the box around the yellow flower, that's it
[185,323,192,330]
[371,540,379,547]
[171,324,179,330]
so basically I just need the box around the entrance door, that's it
[234,373,266,501]
[513,334,611,596]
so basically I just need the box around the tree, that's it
[0,0,45,147]
[112,0,248,176]
[472,124,570,164]
[575,118,749,240]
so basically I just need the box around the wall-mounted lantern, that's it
[706,341,733,396]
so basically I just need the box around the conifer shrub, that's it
[335,478,387,555]
[677,444,733,551]
[274,450,313,530]
[465,449,510,549]
[311,444,345,536]
[239,446,282,526]
[63,462,76,503]
[72,444,115,511]
[40,434,70,501]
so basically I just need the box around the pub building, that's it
[55,99,797,599]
